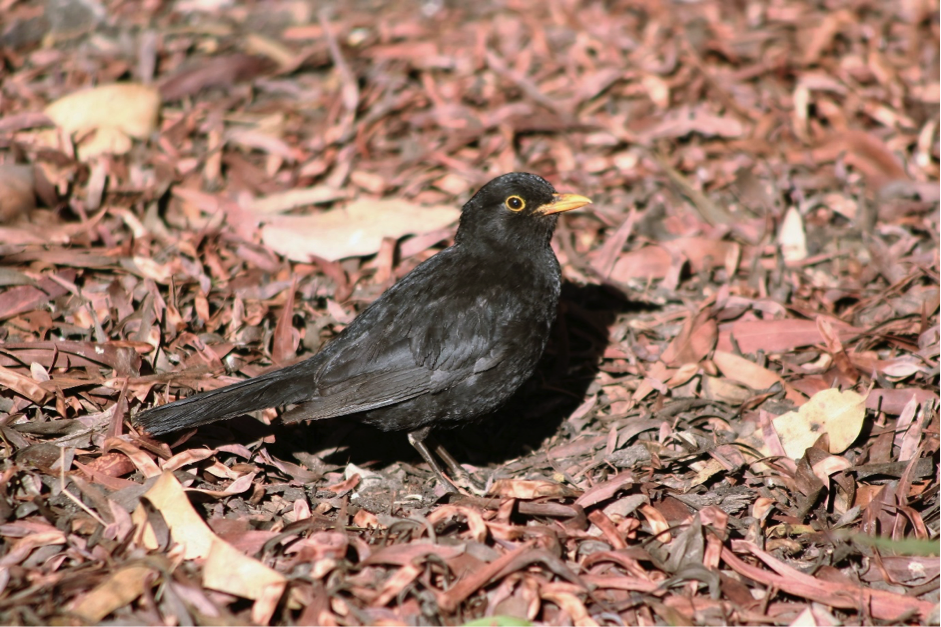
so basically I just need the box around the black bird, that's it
[135,172,592,491]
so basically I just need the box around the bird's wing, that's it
[297,251,510,421]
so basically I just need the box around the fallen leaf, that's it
[610,238,740,281]
[70,566,155,623]
[866,388,939,414]
[203,535,287,623]
[717,318,861,354]
[259,198,460,261]
[574,471,634,508]
[778,206,808,262]
[0,164,36,223]
[243,186,347,214]
[158,54,274,101]
[132,471,217,558]
[464,616,534,626]
[812,130,910,191]
[661,306,717,366]
[0,363,47,403]
[639,106,746,140]
[131,472,288,622]
[75,126,134,159]
[712,351,805,405]
[701,375,752,404]
[488,479,581,499]
[772,388,866,459]
[45,83,160,139]
[609,245,673,280]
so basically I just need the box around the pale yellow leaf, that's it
[203,535,287,602]
[259,198,459,261]
[772,388,866,459]
[131,471,216,559]
[71,566,154,623]
[45,83,160,139]
[778,206,807,262]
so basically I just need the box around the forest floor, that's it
[0,0,938,624]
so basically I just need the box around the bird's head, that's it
[455,172,592,249]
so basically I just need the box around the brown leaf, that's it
[712,350,806,405]
[722,542,935,621]
[71,566,155,623]
[0,164,36,223]
[717,318,861,354]
[661,306,718,366]
[574,472,634,509]
[0,273,73,321]
[639,106,746,140]
[610,238,740,282]
[271,280,298,365]
[866,388,939,415]
[437,547,585,613]
[158,54,275,101]
[488,479,581,500]
[0,364,47,403]
[259,198,460,262]
[801,9,855,64]
[812,130,910,190]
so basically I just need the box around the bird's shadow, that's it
[238,281,641,478]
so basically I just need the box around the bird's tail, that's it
[135,361,316,436]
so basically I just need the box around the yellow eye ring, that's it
[505,195,526,212]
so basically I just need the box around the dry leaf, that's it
[0,363,48,403]
[717,318,861,355]
[259,198,460,261]
[244,186,347,214]
[701,375,752,404]
[45,83,160,139]
[44,83,160,160]
[772,388,866,459]
[712,350,806,405]
[80,126,135,159]
[203,535,287,623]
[661,306,717,366]
[640,106,746,140]
[778,206,808,262]
[158,54,274,101]
[0,164,36,223]
[610,238,740,281]
[488,479,581,499]
[131,472,287,622]
[70,566,155,623]
[132,471,218,559]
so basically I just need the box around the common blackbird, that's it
[135,172,592,491]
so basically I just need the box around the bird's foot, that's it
[441,464,488,496]
[430,435,488,496]
[408,427,489,496]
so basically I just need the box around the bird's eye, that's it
[505,195,526,212]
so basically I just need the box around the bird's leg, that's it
[428,438,487,496]
[407,427,463,494]
[408,427,488,495]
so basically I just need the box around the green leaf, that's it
[851,534,940,556]
[463,616,533,627]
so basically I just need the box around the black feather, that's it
[135,172,586,443]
